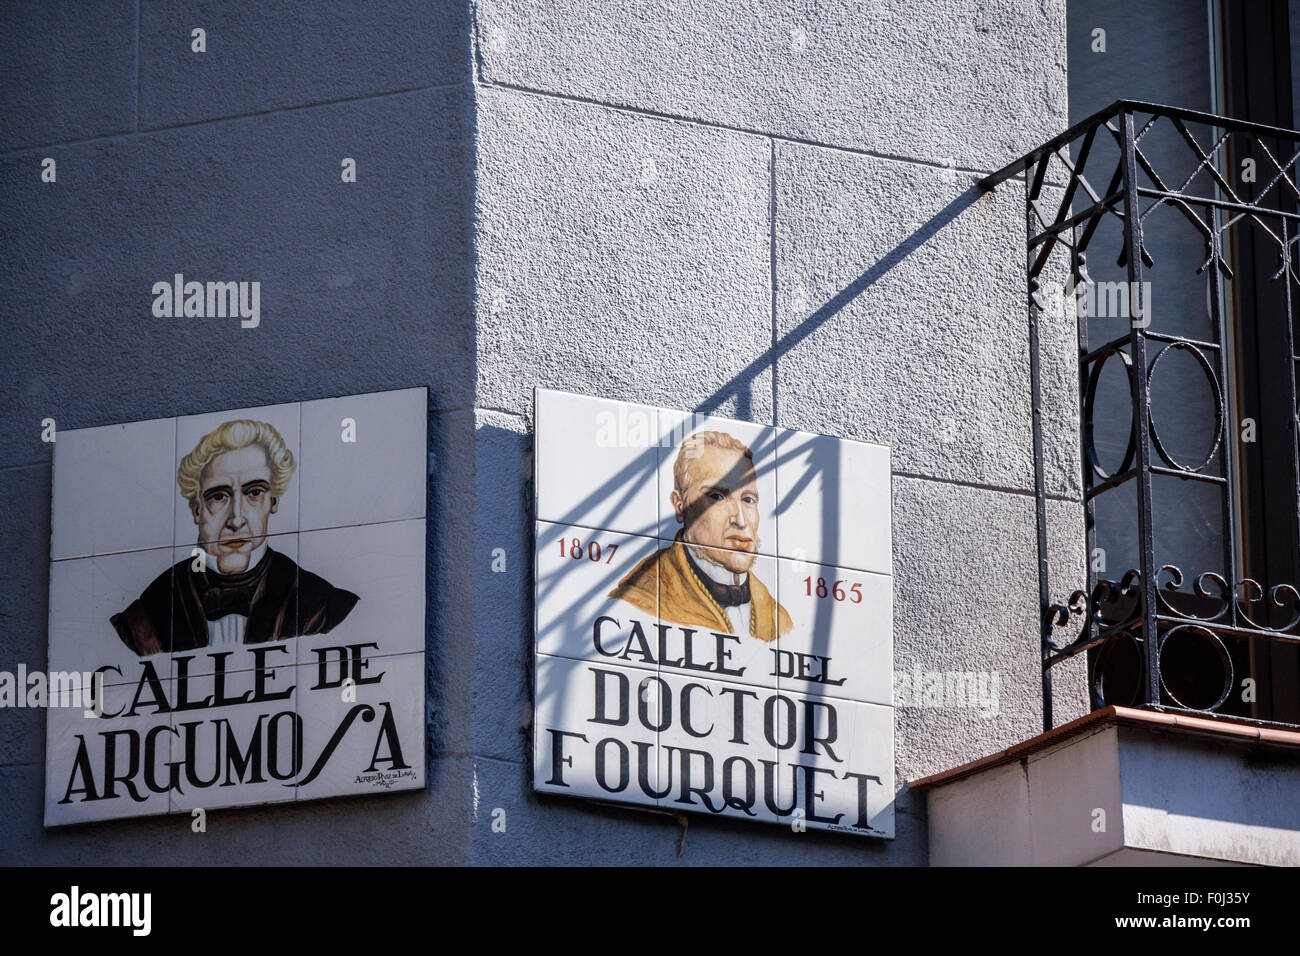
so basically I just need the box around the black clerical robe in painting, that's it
[111,548,359,656]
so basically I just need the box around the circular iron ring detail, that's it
[1084,347,1137,482]
[1091,630,1144,710]
[1157,624,1234,712]
[1146,341,1224,474]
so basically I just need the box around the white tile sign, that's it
[532,389,895,837]
[44,388,427,826]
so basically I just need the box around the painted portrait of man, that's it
[111,419,358,655]
[609,430,792,642]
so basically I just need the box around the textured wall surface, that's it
[469,0,1078,866]
[0,0,477,865]
[0,0,1078,865]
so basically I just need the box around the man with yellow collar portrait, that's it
[609,430,791,642]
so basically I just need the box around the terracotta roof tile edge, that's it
[907,706,1300,792]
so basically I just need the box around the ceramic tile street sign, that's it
[43,389,427,826]
[533,388,895,837]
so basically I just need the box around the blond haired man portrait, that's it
[112,419,358,655]
[609,430,791,642]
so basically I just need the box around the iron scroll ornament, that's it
[1155,566,1300,633]
[1044,566,1300,714]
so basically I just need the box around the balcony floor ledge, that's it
[909,705,1300,792]
[912,706,1300,866]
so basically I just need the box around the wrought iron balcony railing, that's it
[982,100,1300,732]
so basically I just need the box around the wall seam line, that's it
[892,469,1081,503]
[134,0,140,130]
[477,77,1020,178]
[769,137,779,426]
[0,80,471,157]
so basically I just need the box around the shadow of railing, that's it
[536,184,985,650]
[528,182,990,833]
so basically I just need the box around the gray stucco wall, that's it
[1,1,1082,865]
